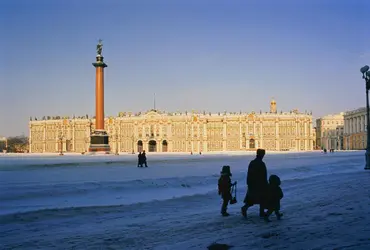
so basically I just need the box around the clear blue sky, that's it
[1,0,369,137]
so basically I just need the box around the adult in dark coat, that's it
[142,150,148,167]
[241,148,268,218]
[137,152,143,167]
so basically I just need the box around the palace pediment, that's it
[143,109,164,119]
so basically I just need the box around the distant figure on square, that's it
[264,174,284,222]
[137,150,148,168]
[218,165,237,217]
[241,149,268,218]
[142,150,148,167]
[137,152,143,167]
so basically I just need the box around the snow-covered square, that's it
[1,151,370,250]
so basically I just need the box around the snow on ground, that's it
[1,151,370,249]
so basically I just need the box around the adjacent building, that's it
[316,113,344,150]
[312,127,317,149]
[0,136,7,152]
[343,107,367,150]
[29,100,315,153]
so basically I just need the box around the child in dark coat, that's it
[218,165,236,217]
[264,174,284,222]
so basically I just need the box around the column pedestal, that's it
[89,130,110,152]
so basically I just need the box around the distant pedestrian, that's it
[218,165,237,217]
[142,150,148,167]
[264,174,284,222]
[137,152,143,167]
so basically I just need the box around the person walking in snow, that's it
[142,150,148,167]
[218,165,236,217]
[137,152,143,167]
[241,148,269,218]
[264,174,284,222]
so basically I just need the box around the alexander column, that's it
[89,39,111,152]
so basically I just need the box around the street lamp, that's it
[360,65,370,169]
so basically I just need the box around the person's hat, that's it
[256,148,266,157]
[220,165,232,176]
[269,174,281,186]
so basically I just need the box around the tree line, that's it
[1,135,29,153]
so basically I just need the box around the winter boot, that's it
[259,210,267,218]
[264,215,272,222]
[241,206,248,218]
[276,212,283,220]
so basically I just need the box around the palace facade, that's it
[316,113,344,150]
[343,107,367,150]
[29,100,315,153]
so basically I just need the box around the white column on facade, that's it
[356,117,359,133]
[167,123,172,152]
[43,124,46,153]
[72,123,75,152]
[158,139,162,152]
[357,116,360,132]
[239,122,242,149]
[357,116,359,133]
[203,123,207,152]
[185,122,188,152]
[191,123,194,152]
[119,122,123,152]
[361,115,365,132]
[29,124,32,153]
[260,122,264,149]
[304,121,308,150]
[359,116,362,133]
[347,118,349,134]
[296,121,300,150]
[223,121,227,151]
[343,119,345,134]
[275,120,279,150]
[352,118,355,134]
[366,114,368,131]
[358,116,360,133]
[364,114,367,131]
[62,137,67,152]
[246,122,250,150]
[347,118,350,134]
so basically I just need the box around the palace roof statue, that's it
[96,39,103,56]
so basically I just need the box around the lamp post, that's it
[360,65,370,169]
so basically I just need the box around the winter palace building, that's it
[29,100,315,153]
